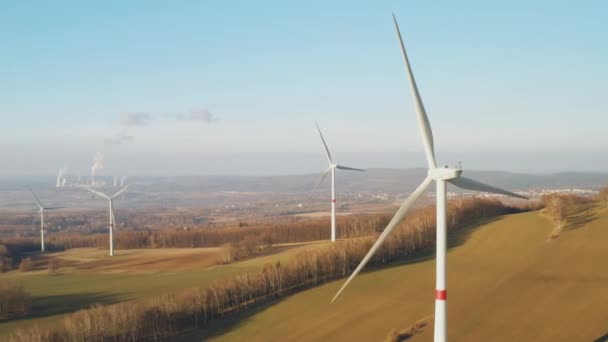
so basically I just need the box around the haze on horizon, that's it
[1,1,607,178]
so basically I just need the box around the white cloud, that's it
[176,109,219,124]
[104,132,134,145]
[120,113,151,127]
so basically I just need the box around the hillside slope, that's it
[206,207,608,341]
[0,241,330,338]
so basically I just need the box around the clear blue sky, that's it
[1,1,607,177]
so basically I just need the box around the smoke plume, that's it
[105,132,134,145]
[91,152,104,185]
[121,113,151,127]
[56,167,67,187]
[176,109,218,124]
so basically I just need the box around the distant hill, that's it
[1,169,607,210]
[90,168,608,194]
[135,169,608,193]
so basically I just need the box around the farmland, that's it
[2,199,606,341]
[0,241,329,337]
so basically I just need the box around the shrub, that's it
[0,283,31,320]
[541,193,594,238]
[598,186,608,207]
[18,258,33,272]
[0,244,13,273]
[47,259,60,275]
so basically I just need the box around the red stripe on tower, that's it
[332,199,336,203]
[435,290,447,300]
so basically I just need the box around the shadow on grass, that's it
[0,292,119,327]
[564,203,601,232]
[449,216,502,249]
[29,293,117,320]
[174,302,279,341]
[174,216,505,341]
[369,216,503,273]
[594,332,608,342]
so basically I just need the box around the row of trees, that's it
[9,197,530,342]
[31,214,392,251]
[0,240,39,273]
[0,208,215,237]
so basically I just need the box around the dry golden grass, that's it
[206,208,608,342]
[0,241,329,338]
[47,248,223,273]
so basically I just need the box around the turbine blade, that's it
[449,177,528,200]
[315,122,333,164]
[111,185,130,199]
[44,207,65,210]
[311,167,331,194]
[336,165,365,172]
[392,14,436,169]
[86,187,111,200]
[331,176,433,303]
[29,189,43,208]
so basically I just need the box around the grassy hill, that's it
[203,205,608,341]
[0,241,330,337]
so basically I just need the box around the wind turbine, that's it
[86,185,129,256]
[331,15,528,342]
[29,189,64,252]
[312,123,365,242]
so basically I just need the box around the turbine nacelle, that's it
[428,167,462,181]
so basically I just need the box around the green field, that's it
[202,206,608,341]
[0,241,330,337]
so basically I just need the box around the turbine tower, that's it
[331,15,528,342]
[312,123,364,242]
[29,189,63,252]
[86,185,129,256]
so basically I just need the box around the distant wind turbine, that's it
[331,15,529,342]
[29,189,64,252]
[86,185,129,256]
[312,123,364,242]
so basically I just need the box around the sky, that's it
[1,1,607,178]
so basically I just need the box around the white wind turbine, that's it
[312,123,365,242]
[86,185,129,256]
[30,189,64,252]
[331,15,528,342]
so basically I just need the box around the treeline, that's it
[10,197,531,342]
[36,214,391,251]
[598,186,608,206]
[0,244,10,272]
[0,240,39,272]
[0,208,215,237]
